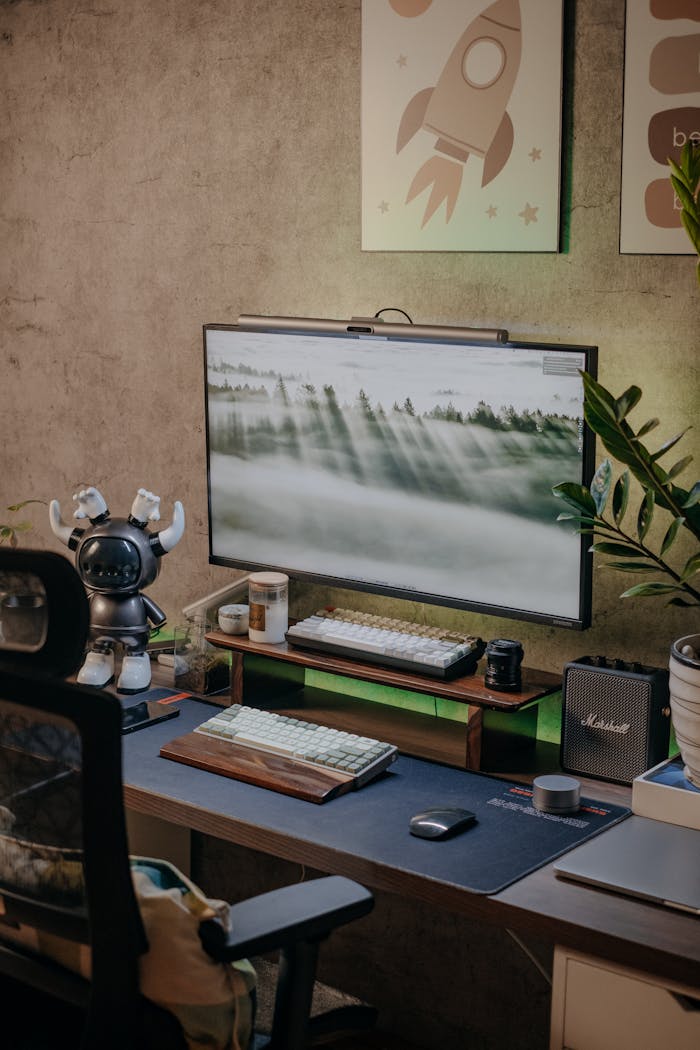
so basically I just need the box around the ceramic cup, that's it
[218,603,250,635]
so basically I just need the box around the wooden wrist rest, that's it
[160,732,355,804]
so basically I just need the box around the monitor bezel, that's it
[203,319,598,631]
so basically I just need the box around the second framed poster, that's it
[620,1,700,255]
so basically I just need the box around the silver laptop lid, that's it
[554,815,700,915]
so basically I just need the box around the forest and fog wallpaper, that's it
[204,328,589,622]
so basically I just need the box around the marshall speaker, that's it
[560,656,671,785]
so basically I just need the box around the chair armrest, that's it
[199,875,373,961]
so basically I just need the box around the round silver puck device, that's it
[532,774,581,814]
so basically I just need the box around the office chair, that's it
[0,549,375,1050]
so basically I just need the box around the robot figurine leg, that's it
[118,648,152,694]
[77,647,115,688]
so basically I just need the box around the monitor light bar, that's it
[237,314,509,344]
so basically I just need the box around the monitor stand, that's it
[205,629,561,774]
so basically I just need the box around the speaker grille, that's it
[562,668,651,783]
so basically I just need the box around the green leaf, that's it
[556,513,616,531]
[670,174,697,214]
[652,463,669,486]
[590,541,641,557]
[582,398,612,435]
[6,499,45,512]
[681,552,700,582]
[637,490,655,542]
[605,561,658,573]
[688,142,700,179]
[682,483,700,509]
[682,141,697,175]
[637,418,659,438]
[620,582,680,598]
[668,156,685,184]
[688,207,700,226]
[552,482,596,516]
[680,141,700,184]
[612,471,629,525]
[615,386,642,421]
[585,400,649,470]
[2,521,32,536]
[682,197,700,226]
[580,372,618,418]
[681,211,700,252]
[590,460,612,515]
[650,428,690,463]
[584,402,633,461]
[667,456,693,481]
[661,517,684,556]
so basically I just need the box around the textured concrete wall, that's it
[2,0,698,673]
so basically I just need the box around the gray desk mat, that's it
[122,693,630,895]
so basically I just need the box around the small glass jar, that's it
[248,572,289,643]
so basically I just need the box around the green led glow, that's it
[535,690,563,744]
[305,668,444,716]
[306,669,564,738]
[307,670,482,726]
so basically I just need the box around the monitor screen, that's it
[203,318,597,629]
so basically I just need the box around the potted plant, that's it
[552,373,700,783]
[552,142,700,783]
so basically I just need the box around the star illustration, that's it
[378,200,390,214]
[397,54,407,68]
[529,147,542,162]
[519,202,539,225]
[486,205,498,219]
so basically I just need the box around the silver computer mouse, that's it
[409,807,477,840]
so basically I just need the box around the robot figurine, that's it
[49,486,185,694]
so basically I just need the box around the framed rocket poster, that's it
[361,0,564,252]
[620,1,700,255]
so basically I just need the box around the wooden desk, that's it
[122,694,700,994]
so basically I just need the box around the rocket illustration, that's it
[396,0,522,226]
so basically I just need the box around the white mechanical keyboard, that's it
[285,608,486,680]
[194,704,398,788]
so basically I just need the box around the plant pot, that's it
[669,634,700,786]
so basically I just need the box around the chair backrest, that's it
[0,549,148,1046]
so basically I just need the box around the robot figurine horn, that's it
[49,486,185,694]
[396,0,522,227]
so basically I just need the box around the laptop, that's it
[554,814,700,915]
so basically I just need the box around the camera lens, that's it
[485,639,523,692]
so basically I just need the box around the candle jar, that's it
[248,572,289,644]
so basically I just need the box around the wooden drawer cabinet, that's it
[550,948,700,1050]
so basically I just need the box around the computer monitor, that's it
[203,317,597,630]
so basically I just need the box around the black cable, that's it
[374,307,413,324]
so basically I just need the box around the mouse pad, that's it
[441,776,630,893]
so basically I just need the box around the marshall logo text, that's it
[581,713,631,735]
